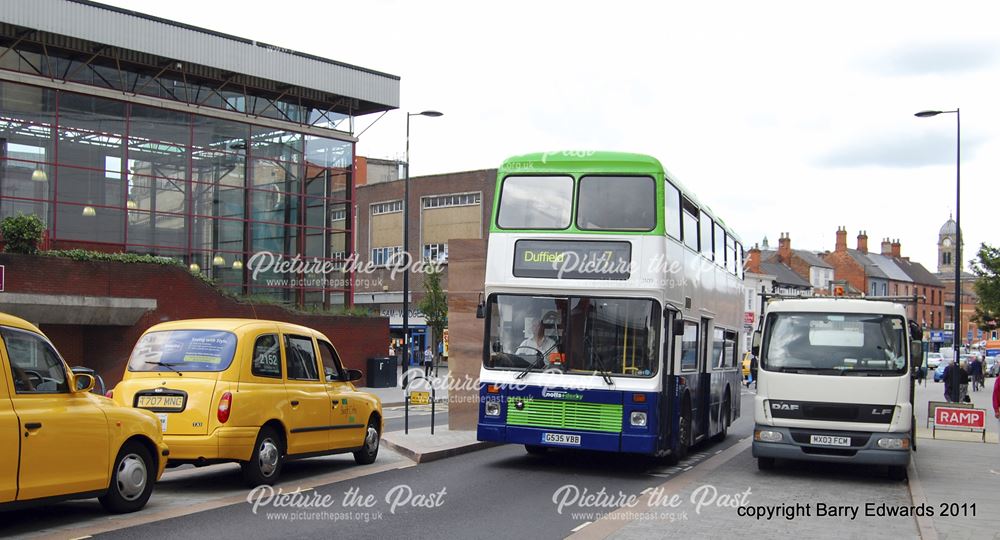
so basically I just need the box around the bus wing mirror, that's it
[672,319,685,337]
[476,293,486,319]
[751,331,762,357]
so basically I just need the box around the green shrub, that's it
[0,213,45,254]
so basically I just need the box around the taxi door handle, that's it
[331,400,339,407]
[25,422,42,430]
[290,400,300,407]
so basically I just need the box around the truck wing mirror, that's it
[910,340,923,368]
[751,331,762,357]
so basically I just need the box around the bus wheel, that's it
[675,405,691,462]
[712,395,730,442]
[757,456,775,470]
[525,445,548,455]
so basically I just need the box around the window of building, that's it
[371,246,402,267]
[423,193,480,208]
[423,243,448,262]
[371,200,403,215]
[331,209,347,221]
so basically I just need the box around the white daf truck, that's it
[751,297,921,480]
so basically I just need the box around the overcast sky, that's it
[105,0,1000,273]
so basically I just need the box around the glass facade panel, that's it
[0,78,353,307]
[55,203,124,243]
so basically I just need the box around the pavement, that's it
[382,426,497,463]
[359,363,451,407]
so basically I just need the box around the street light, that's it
[915,108,960,398]
[403,110,443,372]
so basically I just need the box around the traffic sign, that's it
[409,391,431,405]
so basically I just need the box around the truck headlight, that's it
[755,430,783,442]
[485,400,501,417]
[630,411,647,427]
[876,437,909,450]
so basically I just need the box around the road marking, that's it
[33,459,417,540]
[568,437,752,540]
[990,469,1000,476]
[69,537,91,540]
[571,522,592,532]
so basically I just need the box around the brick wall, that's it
[0,253,388,387]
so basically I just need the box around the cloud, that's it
[816,131,983,168]
[863,41,999,76]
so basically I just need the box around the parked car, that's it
[986,356,999,377]
[933,361,949,382]
[0,312,167,513]
[926,352,943,369]
[112,318,382,486]
[71,365,106,396]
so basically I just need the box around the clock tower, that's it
[937,214,960,274]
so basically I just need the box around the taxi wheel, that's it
[99,441,155,513]
[353,416,381,465]
[242,426,284,486]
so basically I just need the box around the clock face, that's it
[943,238,952,247]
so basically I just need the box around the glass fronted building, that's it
[0,0,399,307]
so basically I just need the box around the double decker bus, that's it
[476,151,745,461]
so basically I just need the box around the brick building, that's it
[347,165,498,357]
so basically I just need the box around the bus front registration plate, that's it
[543,433,581,445]
[810,435,850,447]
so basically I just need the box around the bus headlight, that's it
[876,437,909,450]
[485,401,501,417]
[630,411,647,427]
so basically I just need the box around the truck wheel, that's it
[99,441,155,513]
[888,465,907,481]
[757,456,775,471]
[241,426,284,486]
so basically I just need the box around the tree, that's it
[418,265,448,372]
[0,213,45,254]
[970,243,1000,331]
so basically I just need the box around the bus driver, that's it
[515,311,560,361]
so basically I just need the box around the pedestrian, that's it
[969,356,982,392]
[423,346,433,377]
[749,354,758,390]
[993,372,1000,434]
[943,360,961,402]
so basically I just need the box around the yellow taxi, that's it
[0,312,167,513]
[112,319,383,486]
[742,352,752,379]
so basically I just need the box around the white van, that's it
[751,298,921,480]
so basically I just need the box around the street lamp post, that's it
[402,110,443,373]
[915,108,960,399]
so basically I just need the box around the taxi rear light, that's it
[217,391,232,423]
[105,390,114,399]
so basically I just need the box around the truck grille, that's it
[506,398,623,433]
